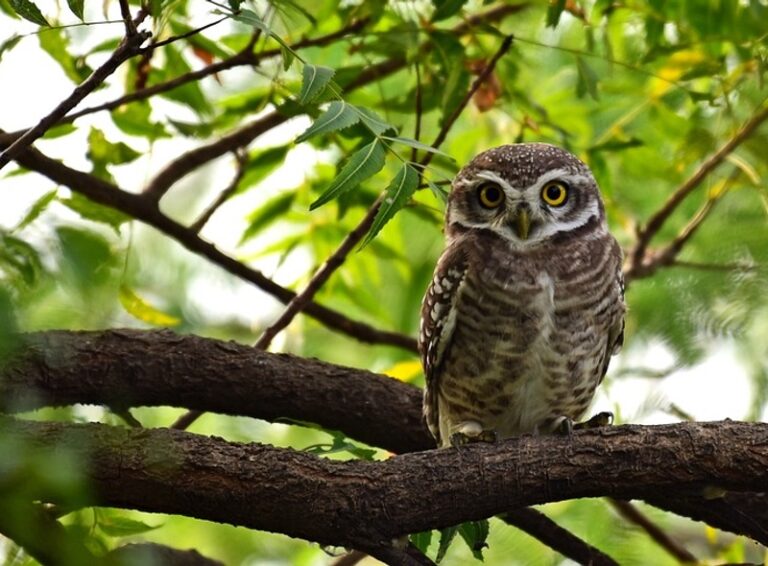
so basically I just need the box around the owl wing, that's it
[418,243,469,442]
[598,266,625,384]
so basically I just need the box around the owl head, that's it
[446,143,607,245]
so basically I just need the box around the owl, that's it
[419,143,625,448]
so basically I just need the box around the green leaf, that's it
[60,193,130,232]
[0,231,43,286]
[431,0,467,22]
[546,0,566,28]
[56,227,114,288]
[168,119,215,138]
[303,430,377,460]
[426,179,449,203]
[8,0,48,25]
[382,136,453,159]
[42,123,77,139]
[458,519,489,560]
[410,531,433,555]
[356,106,395,136]
[361,164,419,247]
[234,9,298,64]
[299,64,335,105]
[0,34,21,62]
[436,525,458,563]
[66,0,83,20]
[38,27,92,83]
[239,192,295,245]
[14,190,57,232]
[96,514,161,537]
[119,286,182,327]
[296,101,360,143]
[310,139,386,210]
[575,56,599,100]
[239,146,291,192]
[156,44,212,115]
[87,128,141,179]
[112,102,168,139]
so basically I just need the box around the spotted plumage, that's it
[419,143,625,447]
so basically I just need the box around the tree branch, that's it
[0,31,150,171]
[501,507,619,565]
[1,416,766,550]
[0,501,98,566]
[0,139,417,352]
[0,329,429,454]
[2,329,768,547]
[608,499,697,563]
[627,103,768,282]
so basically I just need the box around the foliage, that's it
[0,0,767,564]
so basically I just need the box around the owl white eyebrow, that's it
[529,169,591,191]
[474,170,515,192]
[473,169,590,192]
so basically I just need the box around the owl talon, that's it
[449,429,497,447]
[554,417,574,436]
[574,411,614,430]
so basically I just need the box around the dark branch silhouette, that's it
[2,329,767,549]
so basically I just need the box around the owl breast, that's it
[433,229,621,442]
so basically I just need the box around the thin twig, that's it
[2,136,418,354]
[411,61,423,163]
[142,7,520,200]
[146,16,229,51]
[502,507,619,566]
[626,167,740,282]
[0,31,151,171]
[609,499,697,563]
[190,150,249,232]
[330,550,367,566]
[118,0,137,36]
[420,34,514,172]
[627,103,768,280]
[143,112,286,200]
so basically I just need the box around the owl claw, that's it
[449,429,498,447]
[554,417,574,436]
[574,411,614,430]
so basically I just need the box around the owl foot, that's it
[574,411,614,430]
[552,411,613,436]
[553,416,574,436]
[449,424,497,448]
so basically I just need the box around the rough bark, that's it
[1,329,767,550]
[0,329,429,453]
[2,416,767,551]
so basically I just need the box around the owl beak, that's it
[514,208,530,240]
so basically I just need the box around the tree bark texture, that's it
[2,416,767,550]
[1,330,767,549]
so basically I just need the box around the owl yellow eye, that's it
[541,181,568,207]
[477,183,504,209]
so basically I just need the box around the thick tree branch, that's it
[0,329,429,453]
[2,329,767,547]
[1,416,766,551]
